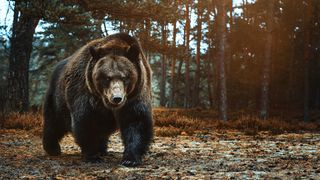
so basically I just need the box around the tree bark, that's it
[304,59,310,122]
[216,0,228,120]
[206,48,214,107]
[260,0,274,120]
[226,0,233,73]
[193,1,203,107]
[160,23,167,107]
[0,87,6,128]
[6,1,40,112]
[303,1,313,122]
[229,0,233,32]
[169,20,177,108]
[206,4,215,108]
[184,0,191,108]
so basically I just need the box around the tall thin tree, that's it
[169,20,177,108]
[303,0,313,122]
[260,0,275,119]
[206,12,214,108]
[193,0,203,107]
[160,22,167,107]
[216,0,228,120]
[184,0,191,108]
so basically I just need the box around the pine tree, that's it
[216,0,228,120]
[6,1,41,112]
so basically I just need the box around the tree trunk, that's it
[229,0,233,32]
[0,87,6,128]
[242,0,248,17]
[169,20,177,108]
[315,87,320,110]
[260,0,274,120]
[7,1,40,112]
[193,1,203,107]
[141,18,151,57]
[216,0,228,120]
[226,0,233,73]
[303,1,313,122]
[184,0,191,108]
[206,7,214,108]
[119,20,124,32]
[206,48,214,107]
[160,23,167,107]
[304,60,310,121]
[174,58,183,106]
[93,18,104,38]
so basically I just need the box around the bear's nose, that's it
[112,96,123,104]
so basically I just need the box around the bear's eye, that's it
[122,77,129,85]
[105,76,111,82]
[97,74,111,84]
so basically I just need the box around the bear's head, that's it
[85,39,141,109]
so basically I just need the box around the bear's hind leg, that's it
[42,116,67,156]
[98,138,107,156]
[70,102,103,163]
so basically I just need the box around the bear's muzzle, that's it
[107,80,126,106]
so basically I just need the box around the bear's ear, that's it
[126,44,140,61]
[89,46,101,60]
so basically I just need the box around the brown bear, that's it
[42,33,153,167]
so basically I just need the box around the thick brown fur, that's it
[42,33,153,167]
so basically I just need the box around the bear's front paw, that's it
[121,156,141,167]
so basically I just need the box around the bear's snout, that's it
[111,95,123,104]
[107,80,126,106]
[111,87,124,104]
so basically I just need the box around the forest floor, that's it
[1,129,319,179]
[0,109,320,179]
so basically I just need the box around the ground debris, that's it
[0,129,319,179]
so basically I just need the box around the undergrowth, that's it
[2,108,319,137]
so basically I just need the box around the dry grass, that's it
[155,126,182,137]
[2,112,43,135]
[153,108,211,137]
[3,112,42,129]
[1,108,319,137]
[153,108,320,136]
[215,115,320,135]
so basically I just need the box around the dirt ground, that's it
[0,129,319,179]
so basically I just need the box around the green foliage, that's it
[4,0,320,113]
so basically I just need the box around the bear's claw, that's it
[121,159,141,167]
